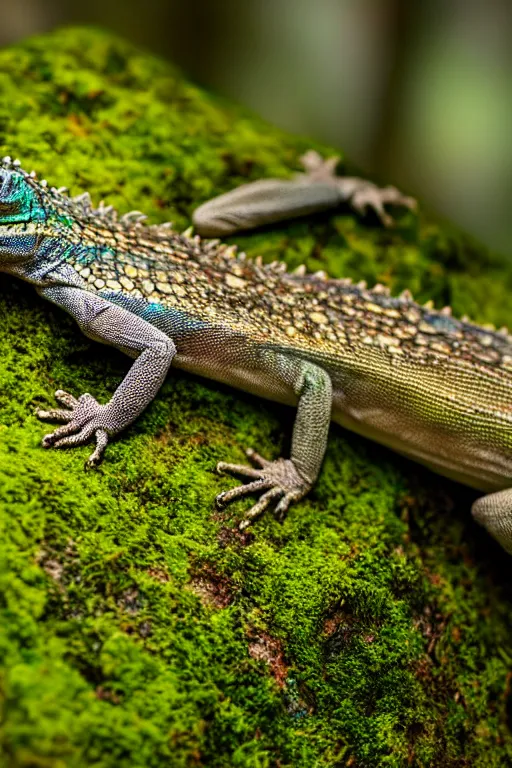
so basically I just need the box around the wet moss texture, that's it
[1,26,512,768]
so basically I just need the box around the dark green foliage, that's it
[0,26,511,768]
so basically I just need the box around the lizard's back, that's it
[60,209,512,493]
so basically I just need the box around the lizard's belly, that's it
[332,391,512,492]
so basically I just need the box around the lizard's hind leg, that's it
[472,488,512,554]
[216,449,310,529]
[216,358,332,530]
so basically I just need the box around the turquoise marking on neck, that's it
[0,172,48,224]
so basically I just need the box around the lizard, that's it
[1,153,512,554]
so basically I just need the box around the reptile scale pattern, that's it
[1,156,512,549]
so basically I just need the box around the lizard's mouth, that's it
[0,221,41,235]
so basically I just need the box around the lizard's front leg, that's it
[36,286,176,466]
[472,489,512,554]
[216,356,332,529]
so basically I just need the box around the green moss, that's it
[0,25,511,768]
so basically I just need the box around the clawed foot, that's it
[350,183,417,227]
[216,448,311,530]
[36,389,111,467]
[298,149,417,226]
[299,150,341,182]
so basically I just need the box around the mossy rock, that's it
[1,26,512,768]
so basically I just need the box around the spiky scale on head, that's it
[0,162,45,222]
[0,160,54,263]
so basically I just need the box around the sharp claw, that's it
[36,408,72,423]
[216,461,263,480]
[351,183,417,226]
[86,429,109,468]
[52,422,96,449]
[245,448,272,468]
[37,389,113,465]
[299,149,324,173]
[216,478,272,508]
[402,196,417,212]
[42,420,78,446]
[239,486,284,529]
[274,492,299,521]
[299,151,340,180]
[54,389,79,408]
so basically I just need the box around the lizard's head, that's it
[0,157,51,265]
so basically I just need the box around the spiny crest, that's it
[1,156,170,238]
[2,157,508,339]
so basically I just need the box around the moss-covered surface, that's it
[1,26,512,768]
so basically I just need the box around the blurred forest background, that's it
[1,0,511,256]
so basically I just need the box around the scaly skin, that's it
[0,153,511,552]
